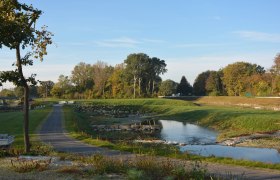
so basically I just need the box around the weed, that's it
[127,169,147,180]
[87,154,127,174]
[10,157,51,173]
[56,166,83,175]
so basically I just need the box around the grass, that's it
[0,107,52,146]
[170,96,280,107]
[73,98,280,140]
[150,105,280,140]
[63,98,280,170]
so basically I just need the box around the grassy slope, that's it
[73,98,280,140]
[63,99,280,169]
[170,96,280,107]
[150,105,280,140]
[0,107,52,146]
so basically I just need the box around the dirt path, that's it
[39,105,280,179]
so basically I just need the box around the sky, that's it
[1,0,280,89]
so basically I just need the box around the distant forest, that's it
[1,53,280,99]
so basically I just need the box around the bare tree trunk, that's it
[138,78,141,97]
[146,80,150,95]
[152,80,155,94]
[133,75,137,98]
[16,45,31,153]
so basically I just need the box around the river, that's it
[159,120,280,164]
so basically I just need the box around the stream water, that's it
[159,120,280,164]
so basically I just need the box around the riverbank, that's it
[66,98,280,148]
[62,98,280,169]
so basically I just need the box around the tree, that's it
[0,89,15,97]
[193,71,211,96]
[205,71,223,96]
[176,76,192,96]
[124,53,150,98]
[109,63,129,98]
[222,62,264,96]
[92,61,113,98]
[270,53,280,95]
[124,53,166,98]
[37,81,54,98]
[51,75,72,98]
[71,62,94,94]
[158,79,178,96]
[0,0,53,152]
[147,57,167,95]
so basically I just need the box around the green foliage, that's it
[51,75,73,98]
[193,71,211,96]
[176,76,192,96]
[222,62,265,96]
[158,79,178,96]
[0,89,15,97]
[37,81,54,98]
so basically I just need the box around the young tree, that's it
[0,0,53,152]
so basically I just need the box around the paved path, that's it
[39,105,280,179]
[39,104,122,156]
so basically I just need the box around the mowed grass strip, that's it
[0,107,52,146]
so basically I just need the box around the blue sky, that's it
[1,0,280,88]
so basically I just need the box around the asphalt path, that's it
[39,104,122,156]
[39,104,280,179]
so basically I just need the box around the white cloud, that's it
[95,37,141,48]
[141,38,165,43]
[234,31,280,43]
[95,37,165,48]
[174,43,226,48]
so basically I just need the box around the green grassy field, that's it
[0,107,52,146]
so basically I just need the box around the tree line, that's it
[1,53,167,99]
[2,53,279,99]
[192,55,280,97]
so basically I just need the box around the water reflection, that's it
[159,120,217,145]
[159,120,280,164]
[181,145,280,164]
